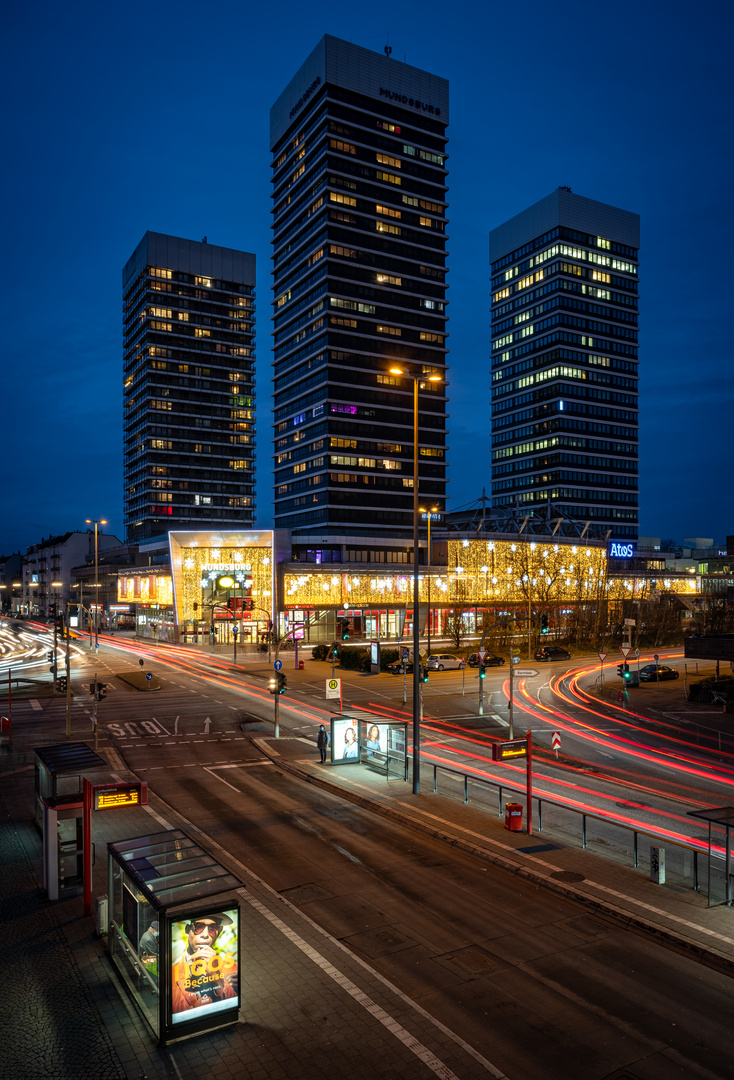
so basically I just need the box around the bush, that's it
[380,648,399,670]
[338,646,371,671]
[311,643,329,661]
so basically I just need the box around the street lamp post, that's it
[85,518,107,650]
[419,504,439,659]
[390,366,442,795]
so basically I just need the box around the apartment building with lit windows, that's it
[489,188,639,539]
[123,233,256,544]
[270,36,449,557]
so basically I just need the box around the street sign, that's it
[511,655,522,664]
[624,619,636,626]
[598,652,607,662]
[145,672,153,682]
[654,653,659,661]
[492,738,528,762]
[551,731,561,752]
[511,647,521,655]
[274,659,283,671]
[620,646,631,659]
[325,678,341,700]
[419,649,426,657]
[478,648,487,660]
[513,668,538,677]
[401,649,409,659]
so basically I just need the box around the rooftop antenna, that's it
[384,44,392,59]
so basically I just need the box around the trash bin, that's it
[504,803,523,831]
[298,660,305,670]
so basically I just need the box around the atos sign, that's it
[608,542,636,559]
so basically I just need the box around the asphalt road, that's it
[6,626,734,1078]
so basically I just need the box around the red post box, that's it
[298,660,305,670]
[504,803,523,831]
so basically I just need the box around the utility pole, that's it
[65,607,71,736]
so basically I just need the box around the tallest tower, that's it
[270,37,449,552]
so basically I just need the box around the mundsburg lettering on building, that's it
[379,87,441,115]
[289,76,321,119]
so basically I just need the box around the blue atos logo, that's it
[609,542,636,558]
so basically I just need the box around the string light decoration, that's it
[177,545,273,623]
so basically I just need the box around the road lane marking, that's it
[239,889,505,1080]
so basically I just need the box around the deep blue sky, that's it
[2,0,732,555]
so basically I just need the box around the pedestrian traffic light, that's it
[89,681,107,700]
[420,665,429,684]
[56,677,67,693]
[540,614,549,634]
[479,663,486,679]
[277,672,287,694]
[47,651,54,662]
[340,619,351,640]
[328,641,340,659]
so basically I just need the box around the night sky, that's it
[2,0,732,555]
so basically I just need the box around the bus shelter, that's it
[329,710,408,781]
[687,806,734,907]
[108,829,242,1044]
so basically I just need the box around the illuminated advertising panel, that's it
[361,721,388,764]
[331,717,360,764]
[170,907,239,1025]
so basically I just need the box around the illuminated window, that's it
[177,311,189,321]
[419,150,444,166]
[151,439,172,450]
[377,374,399,386]
[376,171,401,185]
[195,276,212,287]
[376,153,401,168]
[293,462,306,474]
[194,328,210,338]
[376,273,401,286]
[419,217,432,227]
[330,192,357,207]
[377,442,401,453]
[597,236,611,250]
[377,325,401,336]
[420,447,444,457]
[420,332,444,344]
[229,460,248,470]
[330,244,357,259]
[308,247,324,265]
[330,138,356,155]
[330,437,357,448]
[150,267,172,279]
[592,270,611,283]
[277,291,291,307]
[377,121,400,134]
[150,307,172,318]
[402,195,419,207]
[376,204,401,218]
[376,221,401,235]
[150,321,172,332]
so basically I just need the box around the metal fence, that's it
[430,763,729,902]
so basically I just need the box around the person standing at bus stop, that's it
[317,724,329,763]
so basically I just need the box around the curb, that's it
[254,739,734,981]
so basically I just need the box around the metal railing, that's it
[429,762,730,901]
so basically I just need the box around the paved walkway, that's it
[2,652,733,1079]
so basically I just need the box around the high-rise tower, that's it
[123,233,256,544]
[489,189,639,539]
[270,37,449,551]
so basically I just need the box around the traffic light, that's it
[622,664,630,680]
[56,677,67,693]
[47,651,54,662]
[89,681,107,700]
[420,665,429,684]
[540,613,549,634]
[269,673,287,694]
[479,663,486,680]
[340,619,351,640]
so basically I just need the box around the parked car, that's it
[534,645,571,662]
[426,653,465,671]
[467,653,505,667]
[385,660,413,675]
[638,664,679,682]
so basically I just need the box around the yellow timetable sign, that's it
[94,783,144,811]
[492,739,528,762]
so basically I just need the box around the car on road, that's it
[385,659,413,675]
[467,652,505,667]
[534,645,571,662]
[426,653,465,671]
[638,664,679,682]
